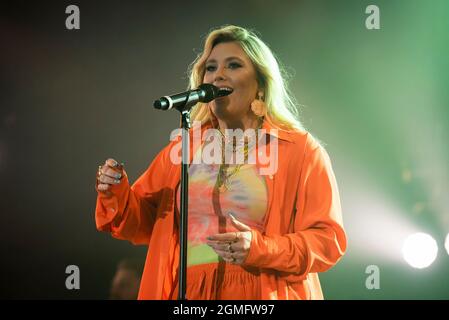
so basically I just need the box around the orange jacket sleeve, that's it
[95,145,171,245]
[244,144,347,277]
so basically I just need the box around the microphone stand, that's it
[154,84,221,300]
[176,94,197,300]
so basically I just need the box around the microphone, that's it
[153,84,232,111]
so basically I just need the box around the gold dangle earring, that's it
[251,91,267,117]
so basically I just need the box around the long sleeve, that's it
[244,143,347,277]
[95,145,171,245]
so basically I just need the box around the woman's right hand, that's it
[96,158,125,194]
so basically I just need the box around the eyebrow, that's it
[205,56,245,64]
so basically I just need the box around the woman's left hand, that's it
[206,214,252,265]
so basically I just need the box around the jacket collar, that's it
[261,118,294,143]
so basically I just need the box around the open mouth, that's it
[217,87,234,97]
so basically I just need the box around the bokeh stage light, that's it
[402,233,438,269]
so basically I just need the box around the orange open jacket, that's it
[95,120,347,299]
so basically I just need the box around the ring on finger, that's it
[97,166,103,181]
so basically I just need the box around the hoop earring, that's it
[251,92,266,117]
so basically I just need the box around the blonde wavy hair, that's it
[188,25,304,132]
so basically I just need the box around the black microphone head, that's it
[198,83,219,102]
[153,99,163,109]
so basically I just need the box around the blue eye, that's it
[205,62,242,72]
[228,62,242,69]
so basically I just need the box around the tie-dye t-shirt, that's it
[175,138,268,267]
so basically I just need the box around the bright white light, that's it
[445,233,449,256]
[402,233,438,269]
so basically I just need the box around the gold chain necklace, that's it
[215,121,262,192]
